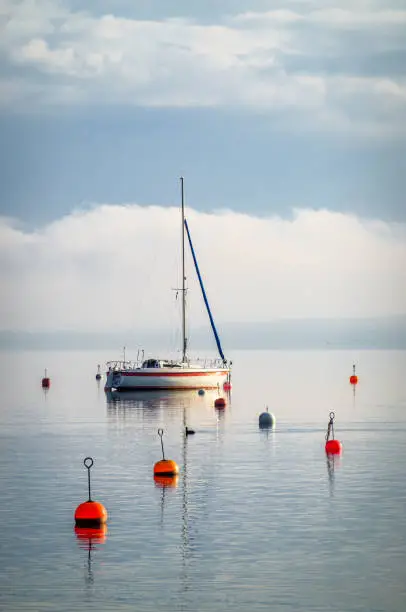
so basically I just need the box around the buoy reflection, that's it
[74,524,108,586]
[326,454,341,497]
[74,524,108,546]
[154,474,178,528]
[352,382,357,409]
[153,474,179,488]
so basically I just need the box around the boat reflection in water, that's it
[107,387,225,606]
[106,388,220,422]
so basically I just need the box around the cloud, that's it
[235,8,406,27]
[1,0,405,136]
[1,203,405,333]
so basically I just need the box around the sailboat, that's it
[104,178,231,391]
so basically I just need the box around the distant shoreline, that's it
[1,316,405,350]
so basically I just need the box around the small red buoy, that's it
[349,364,358,385]
[42,368,50,388]
[214,397,226,408]
[325,439,342,455]
[223,381,232,391]
[154,429,179,477]
[325,412,342,455]
[74,457,107,527]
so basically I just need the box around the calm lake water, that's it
[0,349,405,612]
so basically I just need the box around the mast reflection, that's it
[180,404,192,605]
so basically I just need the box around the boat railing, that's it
[106,360,143,371]
[185,357,229,369]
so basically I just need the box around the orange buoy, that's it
[74,457,107,527]
[154,459,179,478]
[154,459,179,477]
[75,501,108,527]
[349,364,358,385]
[214,397,226,408]
[153,429,179,477]
[324,412,342,455]
[325,439,342,455]
[42,368,50,388]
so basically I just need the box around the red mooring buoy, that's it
[325,412,342,455]
[153,429,179,478]
[325,439,342,454]
[223,381,232,391]
[42,368,50,388]
[214,397,226,408]
[349,364,358,385]
[74,457,108,527]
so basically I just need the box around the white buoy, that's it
[259,406,275,429]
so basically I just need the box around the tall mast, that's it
[181,177,187,362]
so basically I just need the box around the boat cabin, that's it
[141,358,182,369]
[142,358,161,368]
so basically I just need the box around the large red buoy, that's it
[74,457,108,527]
[153,429,179,477]
[349,364,358,385]
[42,368,50,388]
[214,397,226,408]
[324,412,342,455]
[75,501,108,527]
[154,459,179,477]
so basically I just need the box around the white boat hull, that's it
[105,367,229,390]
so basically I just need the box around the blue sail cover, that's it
[184,219,226,363]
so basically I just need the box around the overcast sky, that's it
[0,0,405,333]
